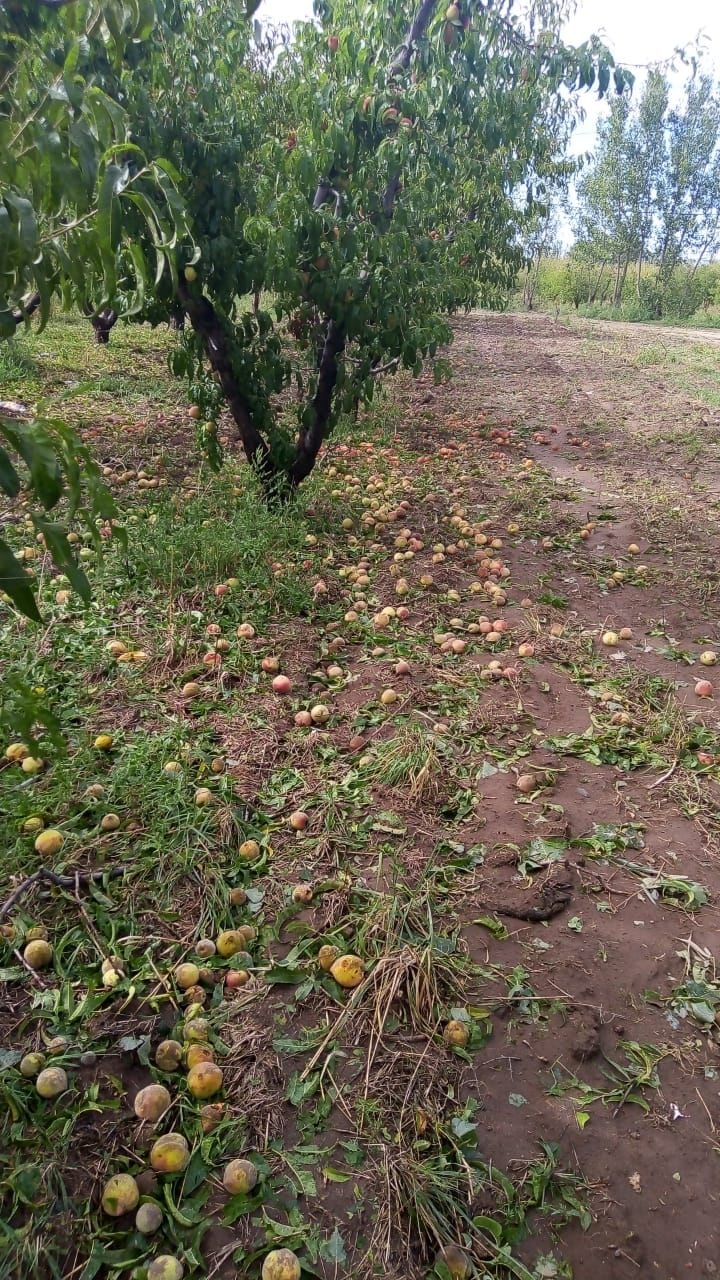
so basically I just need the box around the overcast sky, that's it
[259,0,720,58]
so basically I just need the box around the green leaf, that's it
[28,433,64,510]
[575,1110,591,1129]
[321,1166,351,1183]
[322,1227,347,1265]
[0,1049,23,1069]
[518,836,568,876]
[473,914,509,940]
[0,443,21,498]
[264,965,306,986]
[183,1150,210,1195]
[32,517,91,602]
[0,538,41,620]
[12,1164,43,1204]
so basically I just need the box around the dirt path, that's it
[560,315,720,348]
[391,310,720,1279]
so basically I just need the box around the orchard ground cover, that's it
[1,309,720,1280]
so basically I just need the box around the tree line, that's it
[521,66,720,322]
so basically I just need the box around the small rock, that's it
[571,1012,601,1062]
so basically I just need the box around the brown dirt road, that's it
[390,310,720,1279]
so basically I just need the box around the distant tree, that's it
[520,204,562,309]
[656,75,720,286]
[573,66,720,315]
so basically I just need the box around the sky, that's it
[565,0,720,153]
[258,0,720,58]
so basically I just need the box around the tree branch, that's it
[177,280,273,477]
[12,292,41,326]
[389,0,441,74]
[0,866,126,923]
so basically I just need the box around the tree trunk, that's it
[90,309,118,344]
[177,280,274,483]
[635,253,643,298]
[613,256,630,307]
[290,319,345,486]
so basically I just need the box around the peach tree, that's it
[1,0,630,614]
[128,0,630,491]
[0,0,189,615]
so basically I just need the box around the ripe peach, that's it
[175,962,200,990]
[183,1018,209,1043]
[225,969,250,989]
[261,1249,301,1280]
[147,1256,184,1280]
[34,829,63,857]
[23,939,53,969]
[330,954,365,988]
[200,1102,225,1132]
[101,1173,140,1217]
[155,1040,184,1071]
[149,1132,190,1173]
[19,1052,46,1078]
[134,1084,171,1122]
[515,774,535,794]
[187,1061,223,1099]
[216,929,244,956]
[186,1043,214,1069]
[36,1067,68,1098]
[435,1245,470,1279]
[443,1020,469,1048]
[223,1158,258,1196]
[135,1202,163,1234]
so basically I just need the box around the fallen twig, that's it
[647,758,678,791]
[0,866,126,922]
